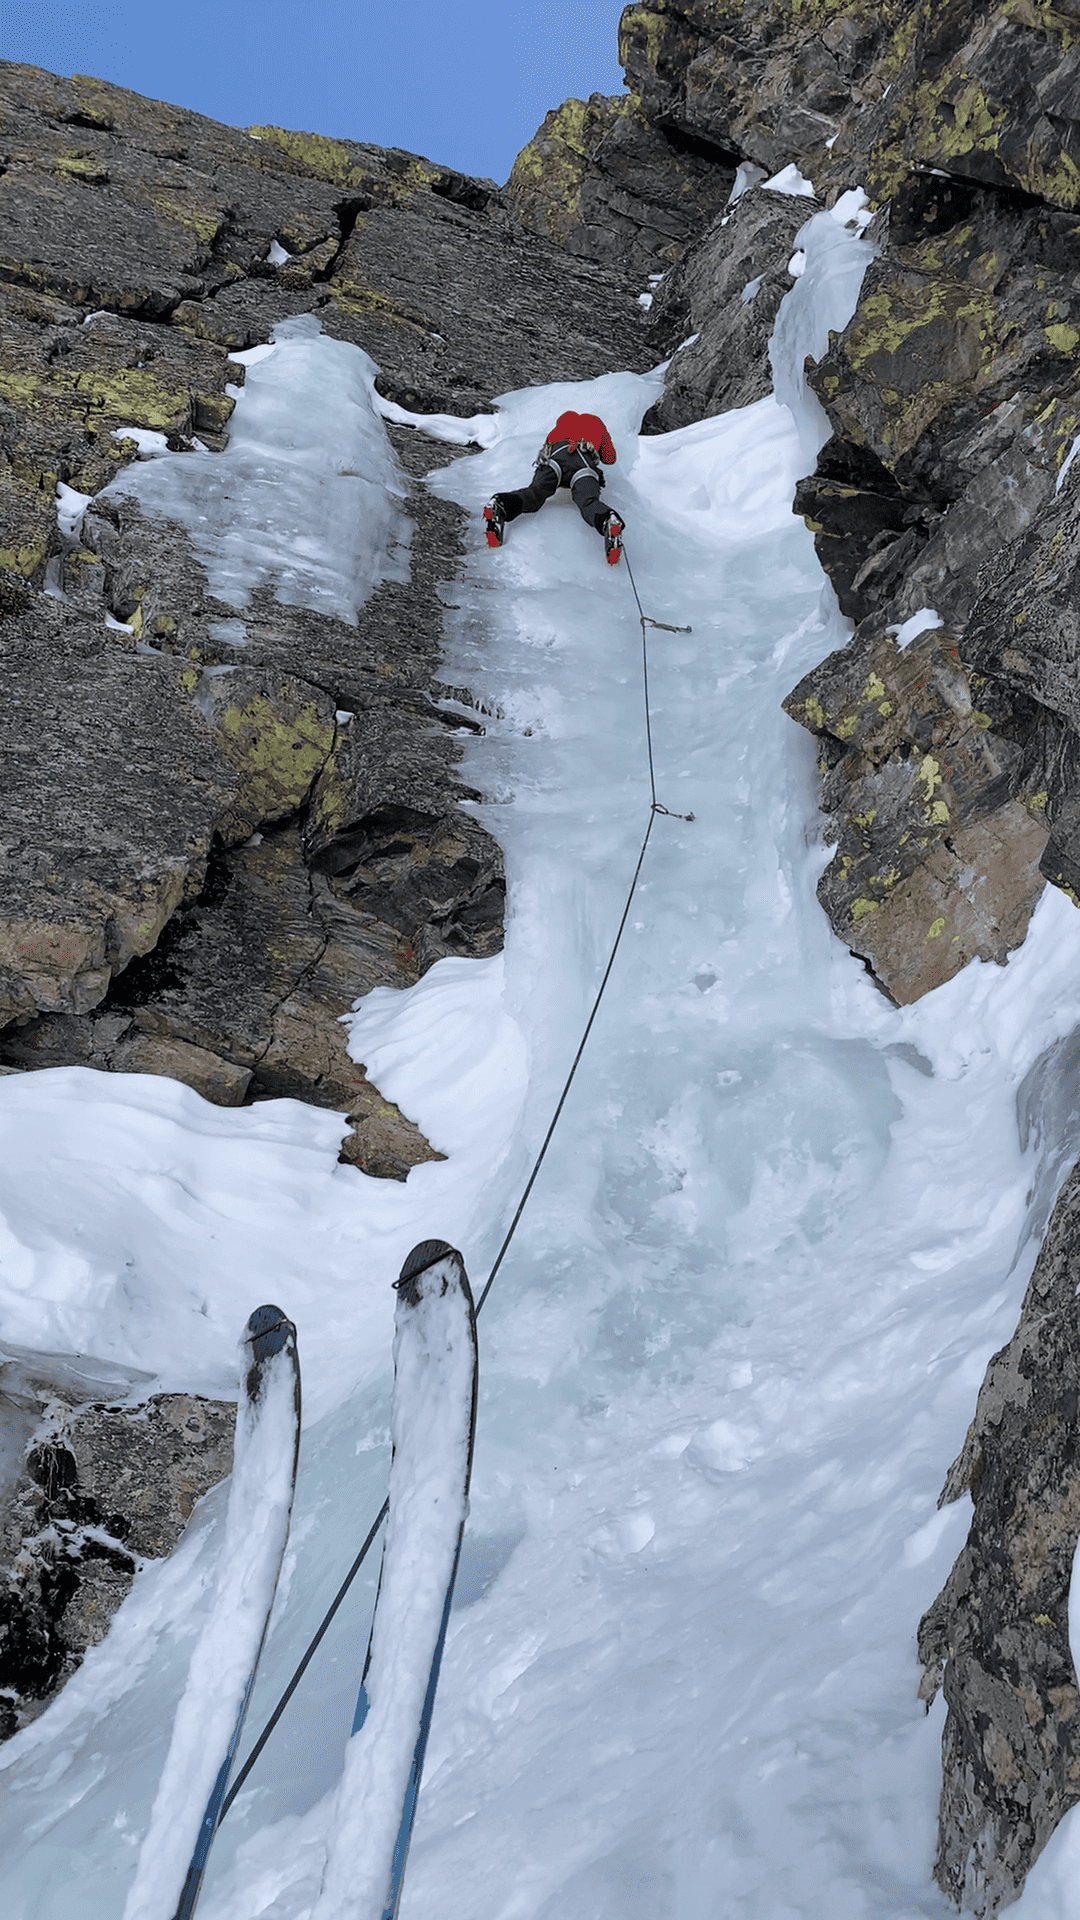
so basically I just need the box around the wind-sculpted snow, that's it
[6,213,1080,1920]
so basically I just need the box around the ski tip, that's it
[396,1240,457,1288]
[395,1240,471,1308]
[244,1304,295,1364]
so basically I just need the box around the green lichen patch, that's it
[326,287,431,337]
[878,8,1080,209]
[0,362,191,435]
[246,125,375,186]
[203,681,338,835]
[53,151,111,186]
[507,98,590,237]
[0,531,49,578]
[242,124,443,202]
[152,195,224,245]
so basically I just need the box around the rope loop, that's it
[643,615,693,635]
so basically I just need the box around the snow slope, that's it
[3,209,1080,1918]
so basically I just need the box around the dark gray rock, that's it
[0,66,518,1163]
[0,426,492,1177]
[0,1340,235,1738]
[963,450,1080,902]
[0,593,238,1029]
[918,1154,1080,1914]
[617,0,889,184]
[507,91,734,281]
[783,622,1049,1003]
[802,174,1080,633]
[643,183,819,429]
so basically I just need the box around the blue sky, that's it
[1,1,629,184]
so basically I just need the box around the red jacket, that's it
[549,411,617,464]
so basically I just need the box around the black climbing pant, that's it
[498,445,609,535]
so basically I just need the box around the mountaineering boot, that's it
[484,498,506,548]
[603,511,624,566]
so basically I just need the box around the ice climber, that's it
[484,410,625,565]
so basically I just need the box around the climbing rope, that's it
[220,536,693,1819]
[621,544,694,823]
[475,541,692,1313]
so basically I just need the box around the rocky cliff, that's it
[0,62,655,1170]
[5,5,1080,1904]
[0,59,661,1736]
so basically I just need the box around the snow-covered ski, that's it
[121,1304,301,1920]
[312,1240,478,1920]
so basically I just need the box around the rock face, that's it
[0,61,656,1173]
[964,452,1080,904]
[0,1338,235,1738]
[782,622,1049,1004]
[507,90,734,280]
[918,1155,1080,1913]
[644,181,820,427]
[617,0,888,181]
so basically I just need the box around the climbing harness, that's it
[219,536,694,1819]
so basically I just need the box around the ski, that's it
[122,1305,301,1920]
[312,1240,478,1920]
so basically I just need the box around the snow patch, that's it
[890,607,944,650]
[55,481,94,540]
[770,206,877,466]
[763,162,818,198]
[111,426,171,457]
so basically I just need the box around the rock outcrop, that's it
[0,1338,235,1737]
[0,61,656,1171]
[643,180,820,427]
[918,1155,1080,1913]
[782,620,1049,1005]
[507,89,734,280]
